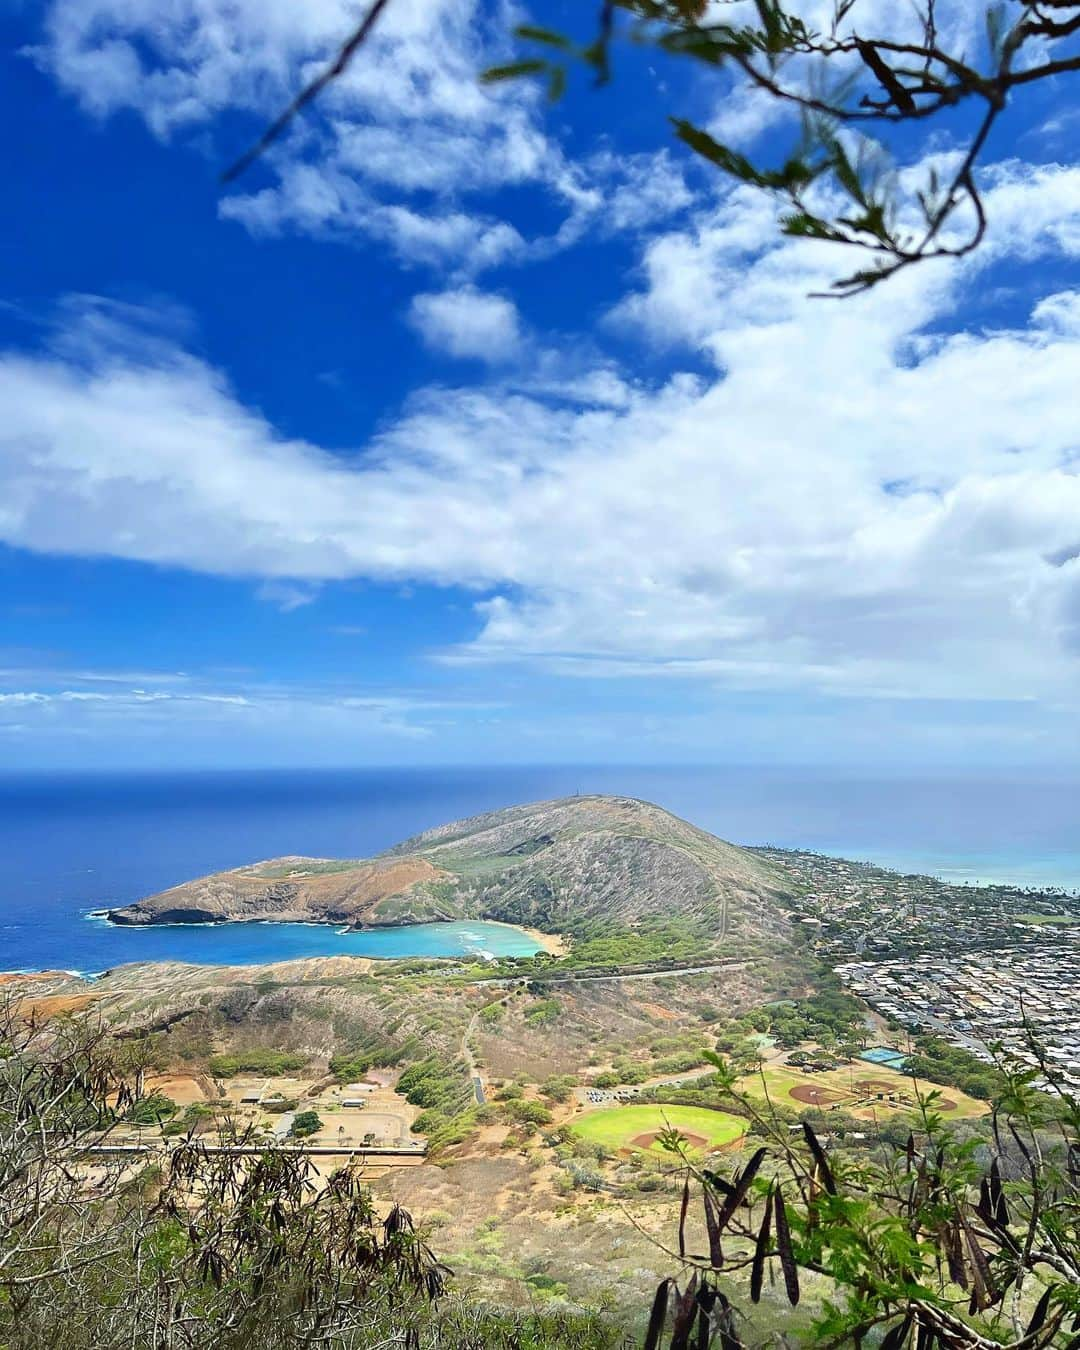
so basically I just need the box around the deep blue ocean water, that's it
[1,766,1078,972]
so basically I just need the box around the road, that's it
[460,1007,487,1104]
[471,960,745,988]
[917,1009,987,1056]
[84,1141,426,1158]
[575,1063,720,1107]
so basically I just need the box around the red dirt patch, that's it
[0,971,71,985]
[148,1074,209,1107]
[630,1130,709,1150]
[788,1083,849,1106]
[21,994,98,1020]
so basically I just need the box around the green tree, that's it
[124,1092,177,1126]
[539,1073,578,1103]
[289,1109,323,1138]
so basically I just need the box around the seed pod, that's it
[715,1147,768,1228]
[802,1122,837,1195]
[750,1186,773,1303]
[772,1183,799,1306]
[703,1185,724,1268]
[644,1278,672,1350]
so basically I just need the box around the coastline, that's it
[492,921,568,957]
[0,916,562,977]
[783,845,1080,894]
[96,906,567,956]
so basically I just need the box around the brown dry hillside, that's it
[108,856,451,927]
[108,794,794,946]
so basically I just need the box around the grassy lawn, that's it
[737,1060,989,1120]
[571,1104,747,1153]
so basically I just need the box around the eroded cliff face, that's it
[107,794,794,945]
[108,857,454,928]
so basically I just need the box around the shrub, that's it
[289,1110,323,1138]
[539,1074,577,1103]
[160,1101,216,1137]
[263,1096,299,1114]
[523,998,561,1027]
[125,1093,177,1125]
[503,1099,553,1128]
[207,1049,306,1077]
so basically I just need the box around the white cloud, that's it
[695,0,984,150]
[408,286,521,361]
[257,581,320,611]
[28,0,697,270]
[707,83,785,148]
[27,0,552,267]
[1032,290,1080,336]
[0,676,500,754]
[3,162,1080,709]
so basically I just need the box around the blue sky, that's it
[1,0,1080,770]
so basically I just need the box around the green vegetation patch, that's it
[207,1049,307,1077]
[571,1104,747,1153]
[289,1110,323,1139]
[206,1042,307,1074]
[247,859,366,878]
[563,917,713,967]
[905,1037,1007,1103]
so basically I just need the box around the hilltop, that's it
[107,794,793,945]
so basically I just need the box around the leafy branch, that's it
[488,2,1080,294]
[636,1042,1079,1347]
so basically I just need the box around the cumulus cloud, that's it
[3,162,1080,706]
[27,0,692,271]
[1032,290,1080,335]
[27,0,549,266]
[408,286,521,360]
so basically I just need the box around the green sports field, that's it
[571,1104,747,1153]
[738,1061,989,1120]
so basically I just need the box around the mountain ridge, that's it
[107,794,794,948]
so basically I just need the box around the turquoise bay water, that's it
[59,917,541,974]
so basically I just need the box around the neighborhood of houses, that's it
[835,943,1080,1087]
[756,846,1080,961]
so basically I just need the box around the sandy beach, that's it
[514,924,568,957]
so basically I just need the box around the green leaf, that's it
[750,1186,773,1303]
[480,60,548,85]
[659,27,750,65]
[547,65,567,102]
[513,25,574,51]
[828,138,866,206]
[671,119,759,182]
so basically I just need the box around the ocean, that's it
[2,766,1078,973]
